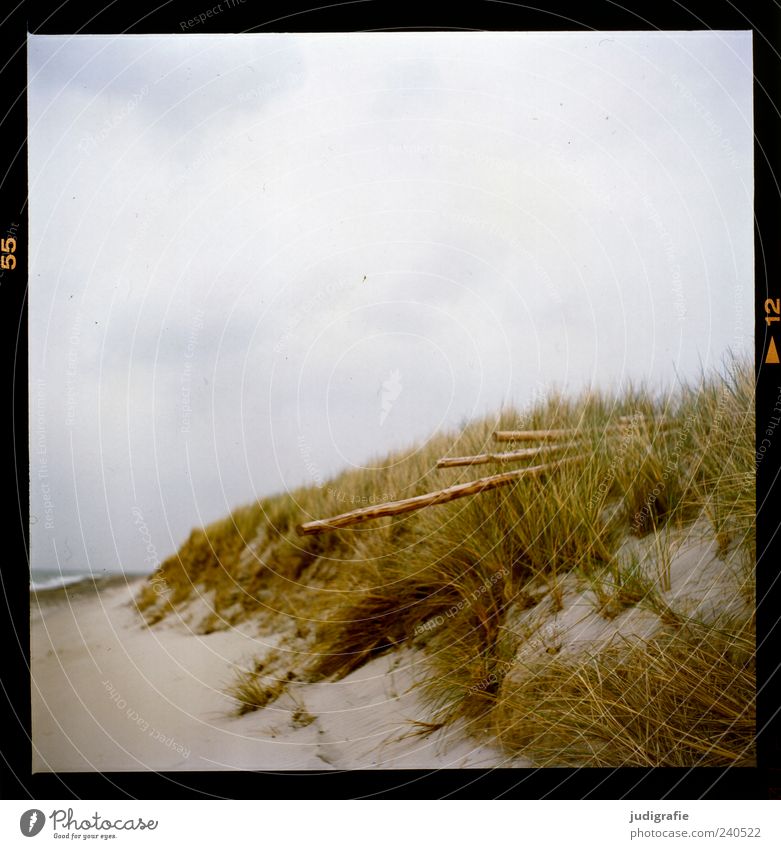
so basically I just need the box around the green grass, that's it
[136,353,755,765]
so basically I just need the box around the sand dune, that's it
[31,518,748,771]
[31,579,527,771]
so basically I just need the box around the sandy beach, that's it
[31,517,749,772]
[31,577,527,772]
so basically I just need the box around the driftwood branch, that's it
[493,420,675,442]
[494,428,594,442]
[436,442,576,468]
[296,456,585,536]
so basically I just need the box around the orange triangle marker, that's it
[767,337,780,364]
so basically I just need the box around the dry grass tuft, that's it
[495,615,755,767]
[229,670,286,716]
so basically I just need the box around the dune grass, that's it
[494,614,756,767]
[136,353,755,766]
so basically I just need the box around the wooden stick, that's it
[436,442,577,468]
[296,456,585,536]
[493,421,676,442]
[494,428,589,442]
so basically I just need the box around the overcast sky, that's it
[28,32,753,576]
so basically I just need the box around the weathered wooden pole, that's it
[494,428,588,442]
[296,456,585,536]
[435,442,576,468]
[493,420,675,442]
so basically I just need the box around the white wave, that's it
[30,573,93,592]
